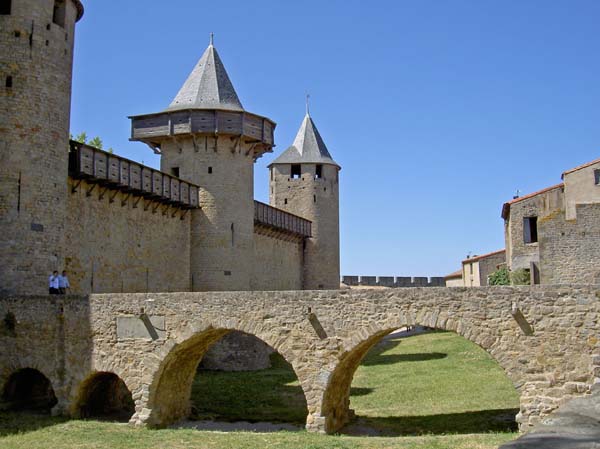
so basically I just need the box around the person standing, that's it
[48,271,60,294]
[58,270,70,295]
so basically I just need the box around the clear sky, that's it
[70,1,600,277]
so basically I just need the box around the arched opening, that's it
[324,327,520,436]
[147,329,308,429]
[1,368,57,412]
[74,372,134,422]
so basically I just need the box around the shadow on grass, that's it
[361,352,447,366]
[191,352,308,425]
[0,411,69,437]
[340,408,520,436]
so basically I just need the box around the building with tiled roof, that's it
[501,158,600,284]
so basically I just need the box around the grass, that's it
[0,330,520,449]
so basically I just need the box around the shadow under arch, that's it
[322,325,520,434]
[1,367,57,412]
[144,326,308,428]
[72,371,135,422]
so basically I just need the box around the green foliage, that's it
[488,267,510,286]
[70,132,114,153]
[510,269,531,285]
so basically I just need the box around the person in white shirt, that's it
[49,271,60,294]
[58,270,70,295]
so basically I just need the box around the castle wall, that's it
[160,136,254,291]
[0,0,81,295]
[270,163,340,289]
[64,178,191,294]
[539,203,600,284]
[251,232,303,291]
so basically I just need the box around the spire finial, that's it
[209,32,214,46]
[305,93,310,116]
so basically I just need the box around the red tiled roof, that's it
[501,183,564,219]
[561,157,600,178]
[462,249,505,265]
[444,269,463,280]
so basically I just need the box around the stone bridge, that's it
[1,286,599,434]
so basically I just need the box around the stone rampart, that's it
[342,275,445,287]
[0,286,598,434]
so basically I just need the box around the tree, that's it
[488,267,510,286]
[70,132,113,153]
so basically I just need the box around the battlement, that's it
[254,201,312,239]
[68,141,200,209]
[341,275,445,288]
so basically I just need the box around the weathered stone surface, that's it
[0,285,598,435]
[499,391,600,449]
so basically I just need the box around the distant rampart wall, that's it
[342,275,445,288]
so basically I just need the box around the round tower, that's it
[0,0,84,294]
[130,37,275,291]
[269,111,340,290]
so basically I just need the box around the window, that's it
[284,198,287,205]
[171,167,179,177]
[291,164,301,179]
[313,194,316,203]
[523,217,538,244]
[0,0,11,15]
[315,164,323,179]
[53,0,66,27]
[208,166,213,174]
[5,76,13,88]
[594,169,600,185]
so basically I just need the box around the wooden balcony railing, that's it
[68,140,200,209]
[254,201,311,238]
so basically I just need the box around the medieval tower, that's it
[129,37,276,291]
[269,111,341,289]
[0,0,84,295]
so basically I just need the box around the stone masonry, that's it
[0,286,598,434]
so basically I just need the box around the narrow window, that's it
[5,76,13,88]
[523,217,538,244]
[53,0,66,28]
[171,167,179,177]
[208,166,213,174]
[313,194,316,203]
[284,198,287,205]
[315,164,323,179]
[14,31,21,38]
[291,164,301,179]
[270,168,273,181]
[0,0,11,15]
[230,223,234,247]
[594,169,600,185]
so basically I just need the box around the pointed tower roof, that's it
[166,35,244,112]
[269,113,340,168]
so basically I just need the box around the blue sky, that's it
[71,1,600,277]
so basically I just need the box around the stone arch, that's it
[1,367,58,412]
[138,320,308,427]
[320,314,520,434]
[72,371,135,421]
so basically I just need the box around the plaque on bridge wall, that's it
[116,315,166,340]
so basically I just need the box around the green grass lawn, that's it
[0,330,520,449]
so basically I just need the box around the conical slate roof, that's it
[167,39,244,112]
[269,114,339,168]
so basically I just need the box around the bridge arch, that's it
[320,312,521,433]
[72,371,135,421]
[136,319,310,427]
[1,367,58,412]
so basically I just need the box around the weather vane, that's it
[306,93,310,116]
